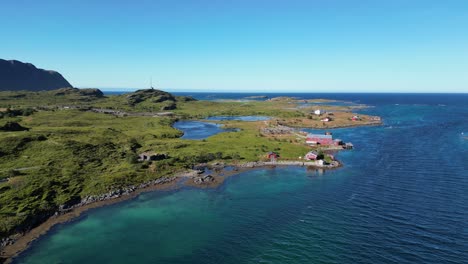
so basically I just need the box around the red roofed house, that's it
[267,152,279,162]
[306,133,334,145]
[305,151,318,160]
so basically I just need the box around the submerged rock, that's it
[193,175,215,184]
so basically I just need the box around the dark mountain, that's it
[0,59,72,91]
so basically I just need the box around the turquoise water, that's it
[14,95,468,263]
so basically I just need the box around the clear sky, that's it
[1,0,468,92]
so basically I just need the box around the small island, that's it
[0,88,381,261]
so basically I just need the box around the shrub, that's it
[126,154,139,164]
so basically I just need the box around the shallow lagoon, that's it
[205,115,270,122]
[173,121,237,140]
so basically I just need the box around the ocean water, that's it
[14,94,468,264]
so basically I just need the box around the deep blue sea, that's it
[14,93,468,264]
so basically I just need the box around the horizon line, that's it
[88,87,468,94]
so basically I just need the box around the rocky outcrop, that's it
[0,59,72,91]
[176,96,197,102]
[126,89,176,106]
[261,125,295,135]
[1,237,14,247]
[57,176,175,212]
[160,102,176,111]
[0,122,29,132]
[52,87,103,98]
[193,175,215,185]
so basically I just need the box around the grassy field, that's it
[0,89,378,239]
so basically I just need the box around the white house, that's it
[314,109,322,115]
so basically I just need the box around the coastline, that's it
[284,120,382,129]
[0,160,339,263]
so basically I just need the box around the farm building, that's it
[306,133,334,145]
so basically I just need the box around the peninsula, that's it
[0,88,381,262]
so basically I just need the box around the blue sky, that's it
[1,0,467,92]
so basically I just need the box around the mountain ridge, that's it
[0,59,72,91]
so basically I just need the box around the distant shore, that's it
[0,160,339,263]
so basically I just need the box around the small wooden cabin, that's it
[267,152,279,161]
[305,151,318,161]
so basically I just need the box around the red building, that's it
[267,152,279,161]
[306,133,334,145]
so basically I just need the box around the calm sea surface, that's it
[14,93,468,264]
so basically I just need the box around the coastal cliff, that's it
[0,59,72,91]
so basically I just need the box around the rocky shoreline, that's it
[58,176,176,213]
[0,160,340,263]
[237,160,341,168]
[0,174,183,263]
[283,120,382,129]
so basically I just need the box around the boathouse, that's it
[344,143,354,149]
[334,139,344,146]
[306,133,334,145]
